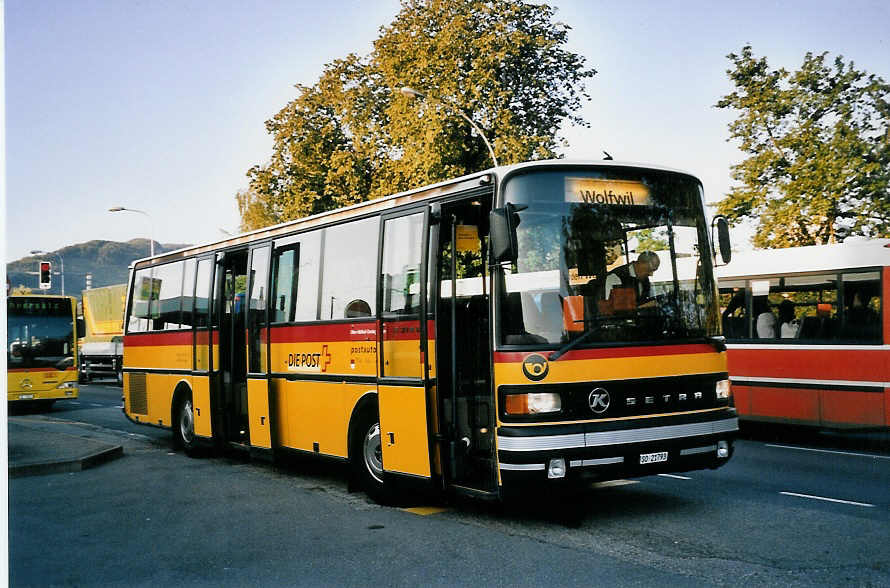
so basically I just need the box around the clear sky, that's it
[5,0,889,262]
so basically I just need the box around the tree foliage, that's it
[716,45,890,247]
[239,0,595,231]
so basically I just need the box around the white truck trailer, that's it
[79,284,126,385]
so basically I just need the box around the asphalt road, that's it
[9,383,890,586]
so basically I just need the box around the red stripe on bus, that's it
[727,347,888,382]
[382,320,423,341]
[493,344,715,364]
[270,322,378,343]
[194,330,218,345]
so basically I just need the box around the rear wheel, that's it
[350,408,390,503]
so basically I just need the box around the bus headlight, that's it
[716,379,731,400]
[56,381,77,389]
[505,392,561,415]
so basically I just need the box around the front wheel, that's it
[173,393,198,455]
[350,408,390,503]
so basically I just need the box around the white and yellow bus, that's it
[8,295,79,407]
[122,160,738,501]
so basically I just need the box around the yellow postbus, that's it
[122,160,737,501]
[8,295,79,407]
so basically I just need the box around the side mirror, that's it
[76,318,86,339]
[713,215,732,264]
[489,203,526,265]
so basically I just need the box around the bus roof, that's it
[716,238,890,280]
[131,159,703,269]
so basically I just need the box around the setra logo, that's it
[588,388,611,414]
[521,354,550,382]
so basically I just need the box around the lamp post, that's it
[399,86,499,168]
[109,207,155,257]
[30,249,65,296]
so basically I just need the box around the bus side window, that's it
[272,246,299,323]
[194,259,212,328]
[128,268,153,333]
[841,273,882,343]
[152,261,185,331]
[320,218,377,321]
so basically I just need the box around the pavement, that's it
[7,416,124,478]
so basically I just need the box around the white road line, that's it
[90,403,104,407]
[658,473,692,480]
[780,491,875,508]
[766,444,890,461]
[69,401,80,405]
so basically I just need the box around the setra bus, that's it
[8,295,80,407]
[121,160,738,501]
[716,239,889,429]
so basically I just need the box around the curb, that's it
[9,444,124,478]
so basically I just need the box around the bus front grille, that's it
[128,372,148,415]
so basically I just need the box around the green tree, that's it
[716,45,890,247]
[240,0,595,231]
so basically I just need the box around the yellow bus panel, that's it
[378,384,431,478]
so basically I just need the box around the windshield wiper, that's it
[549,321,602,361]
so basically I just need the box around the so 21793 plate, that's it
[639,451,668,465]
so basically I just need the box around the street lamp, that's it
[109,206,155,257]
[399,86,499,168]
[30,249,65,296]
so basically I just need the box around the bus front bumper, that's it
[496,409,738,486]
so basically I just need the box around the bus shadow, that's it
[739,421,890,453]
[7,401,59,416]
[460,482,694,528]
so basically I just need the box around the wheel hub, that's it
[363,423,384,483]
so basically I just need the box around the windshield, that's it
[497,168,719,348]
[7,298,75,370]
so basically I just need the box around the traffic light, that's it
[39,261,52,290]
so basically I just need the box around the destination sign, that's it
[565,178,651,206]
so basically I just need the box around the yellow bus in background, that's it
[8,295,80,408]
[122,160,737,502]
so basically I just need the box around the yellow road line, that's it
[401,506,450,516]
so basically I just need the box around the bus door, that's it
[377,208,435,481]
[216,249,250,445]
[434,195,496,493]
[244,244,273,452]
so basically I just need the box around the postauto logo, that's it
[521,354,549,382]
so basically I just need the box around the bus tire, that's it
[172,390,199,456]
[350,407,391,503]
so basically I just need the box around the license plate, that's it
[19,394,34,400]
[640,451,668,464]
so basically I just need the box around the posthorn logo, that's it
[588,388,611,414]
[521,354,550,381]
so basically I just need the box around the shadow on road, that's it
[739,421,890,453]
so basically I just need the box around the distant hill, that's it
[6,239,191,296]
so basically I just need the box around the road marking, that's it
[766,444,890,461]
[592,479,639,488]
[70,401,80,405]
[401,506,449,516]
[658,473,692,480]
[780,491,874,508]
[90,403,104,407]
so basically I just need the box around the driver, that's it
[604,250,660,306]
